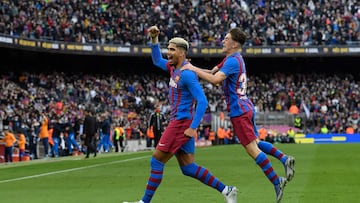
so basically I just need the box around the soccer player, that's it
[182,27,295,203]
[123,25,237,203]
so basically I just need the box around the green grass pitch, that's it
[0,144,359,203]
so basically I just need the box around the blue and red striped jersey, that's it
[151,44,208,129]
[217,52,255,117]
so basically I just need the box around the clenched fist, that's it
[148,25,160,39]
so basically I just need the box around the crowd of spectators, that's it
[0,69,359,160]
[0,0,359,46]
[1,71,359,138]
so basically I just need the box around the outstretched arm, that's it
[148,25,168,71]
[182,64,226,85]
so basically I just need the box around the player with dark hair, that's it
[182,27,295,203]
[123,25,237,203]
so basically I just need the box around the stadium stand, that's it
[0,0,358,46]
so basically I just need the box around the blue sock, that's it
[142,157,164,203]
[255,152,279,185]
[258,141,287,165]
[181,162,225,193]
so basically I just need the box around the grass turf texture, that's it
[0,144,359,203]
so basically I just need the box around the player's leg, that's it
[232,113,287,203]
[126,123,177,203]
[257,139,295,181]
[245,141,287,203]
[138,150,172,203]
[252,111,289,165]
[253,109,295,182]
[257,140,287,164]
[176,139,238,203]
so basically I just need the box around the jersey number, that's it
[237,73,247,96]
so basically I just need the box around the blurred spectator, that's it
[209,128,216,145]
[39,113,50,158]
[258,127,268,141]
[17,131,27,161]
[0,129,17,163]
[289,103,299,114]
[217,125,226,145]
[287,128,296,143]
[28,126,39,159]
[148,106,165,148]
[320,125,329,134]
[114,123,126,152]
[345,126,354,134]
[84,108,98,158]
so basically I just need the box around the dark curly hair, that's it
[229,27,247,46]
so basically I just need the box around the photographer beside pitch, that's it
[123,25,237,203]
[182,27,295,203]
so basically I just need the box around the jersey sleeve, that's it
[150,43,168,71]
[218,57,239,77]
[181,70,208,129]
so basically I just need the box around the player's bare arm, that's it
[182,63,226,85]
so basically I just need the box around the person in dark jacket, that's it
[148,107,166,148]
[83,108,98,158]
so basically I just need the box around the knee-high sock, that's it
[181,162,225,193]
[258,141,287,165]
[142,157,164,203]
[255,152,280,185]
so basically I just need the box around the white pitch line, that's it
[0,155,150,184]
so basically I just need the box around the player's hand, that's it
[184,128,197,138]
[148,25,160,39]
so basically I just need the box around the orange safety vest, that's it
[217,127,226,139]
[1,131,16,147]
[146,126,154,139]
[39,116,49,139]
[48,128,54,146]
[209,131,215,141]
[346,127,354,134]
[225,129,231,139]
[18,133,26,150]
[258,128,268,140]
[289,104,299,114]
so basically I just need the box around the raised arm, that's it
[148,25,168,71]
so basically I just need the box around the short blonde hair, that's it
[169,37,189,51]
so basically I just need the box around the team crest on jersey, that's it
[169,77,178,88]
[169,71,180,88]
